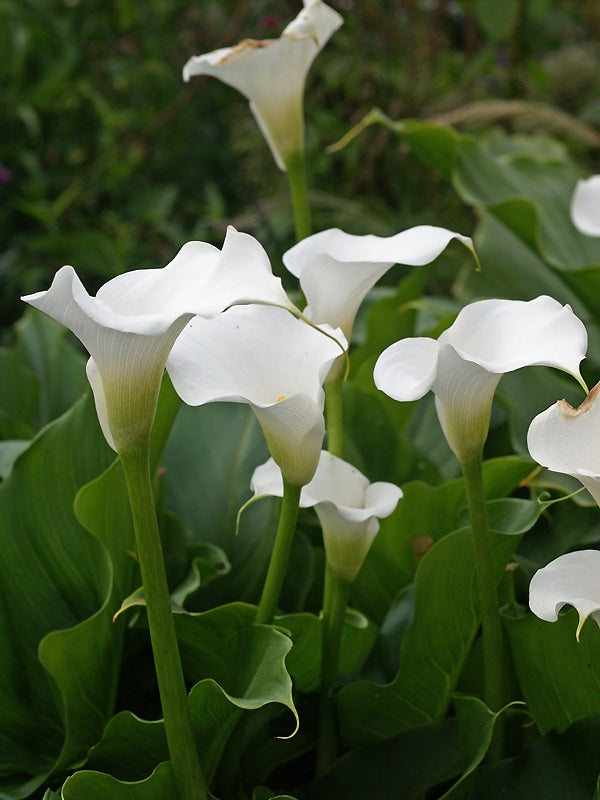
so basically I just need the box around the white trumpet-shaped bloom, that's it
[183,0,342,170]
[374,296,587,463]
[571,175,600,237]
[251,451,403,582]
[529,550,600,640]
[21,227,294,453]
[167,305,346,487]
[282,226,474,340]
[527,382,600,506]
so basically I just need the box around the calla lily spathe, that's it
[183,0,342,171]
[251,451,403,582]
[571,175,600,237]
[22,227,294,453]
[527,381,600,505]
[374,296,588,462]
[282,225,475,341]
[529,550,600,640]
[167,305,346,487]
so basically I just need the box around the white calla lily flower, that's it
[183,0,342,171]
[168,305,346,487]
[374,296,588,462]
[527,381,600,505]
[22,227,294,453]
[571,175,600,237]
[251,451,403,582]
[529,550,600,640]
[282,225,475,340]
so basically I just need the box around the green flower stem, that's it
[324,368,344,459]
[316,564,351,777]
[120,445,207,800]
[460,452,506,758]
[285,149,312,242]
[255,479,302,625]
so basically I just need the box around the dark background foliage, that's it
[2,0,600,327]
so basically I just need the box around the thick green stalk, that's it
[120,445,207,800]
[324,369,344,459]
[285,149,312,242]
[316,564,351,777]
[255,479,302,625]
[460,452,505,758]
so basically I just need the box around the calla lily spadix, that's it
[571,174,600,237]
[374,295,588,463]
[251,451,403,582]
[21,227,295,454]
[527,381,600,506]
[529,550,600,641]
[282,225,476,341]
[183,0,342,171]
[167,305,347,487]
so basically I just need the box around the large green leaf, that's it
[0,394,114,798]
[469,714,600,799]
[336,529,519,746]
[278,609,377,694]
[352,456,534,623]
[0,375,182,799]
[504,607,600,734]
[62,762,178,800]
[162,403,284,609]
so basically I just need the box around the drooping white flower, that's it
[22,227,294,453]
[167,305,346,486]
[251,451,402,582]
[571,175,600,237]
[374,296,588,463]
[529,550,600,640]
[527,381,600,506]
[282,225,475,340]
[183,0,342,171]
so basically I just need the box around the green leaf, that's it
[440,696,524,799]
[162,403,282,608]
[336,529,519,746]
[301,718,461,800]
[62,762,178,800]
[278,609,377,693]
[0,394,114,795]
[504,607,600,734]
[352,456,534,623]
[469,714,600,799]
[173,603,298,780]
[14,308,88,429]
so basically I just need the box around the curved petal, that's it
[283,226,474,336]
[253,396,325,486]
[316,504,380,583]
[250,451,403,579]
[183,1,342,169]
[373,337,440,401]
[23,267,193,452]
[432,344,501,461]
[527,382,600,506]
[168,306,344,486]
[529,550,600,638]
[571,175,600,237]
[167,305,344,408]
[98,227,294,318]
[441,296,587,382]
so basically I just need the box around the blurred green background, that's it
[2,0,600,329]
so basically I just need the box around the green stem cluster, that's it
[120,445,207,800]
